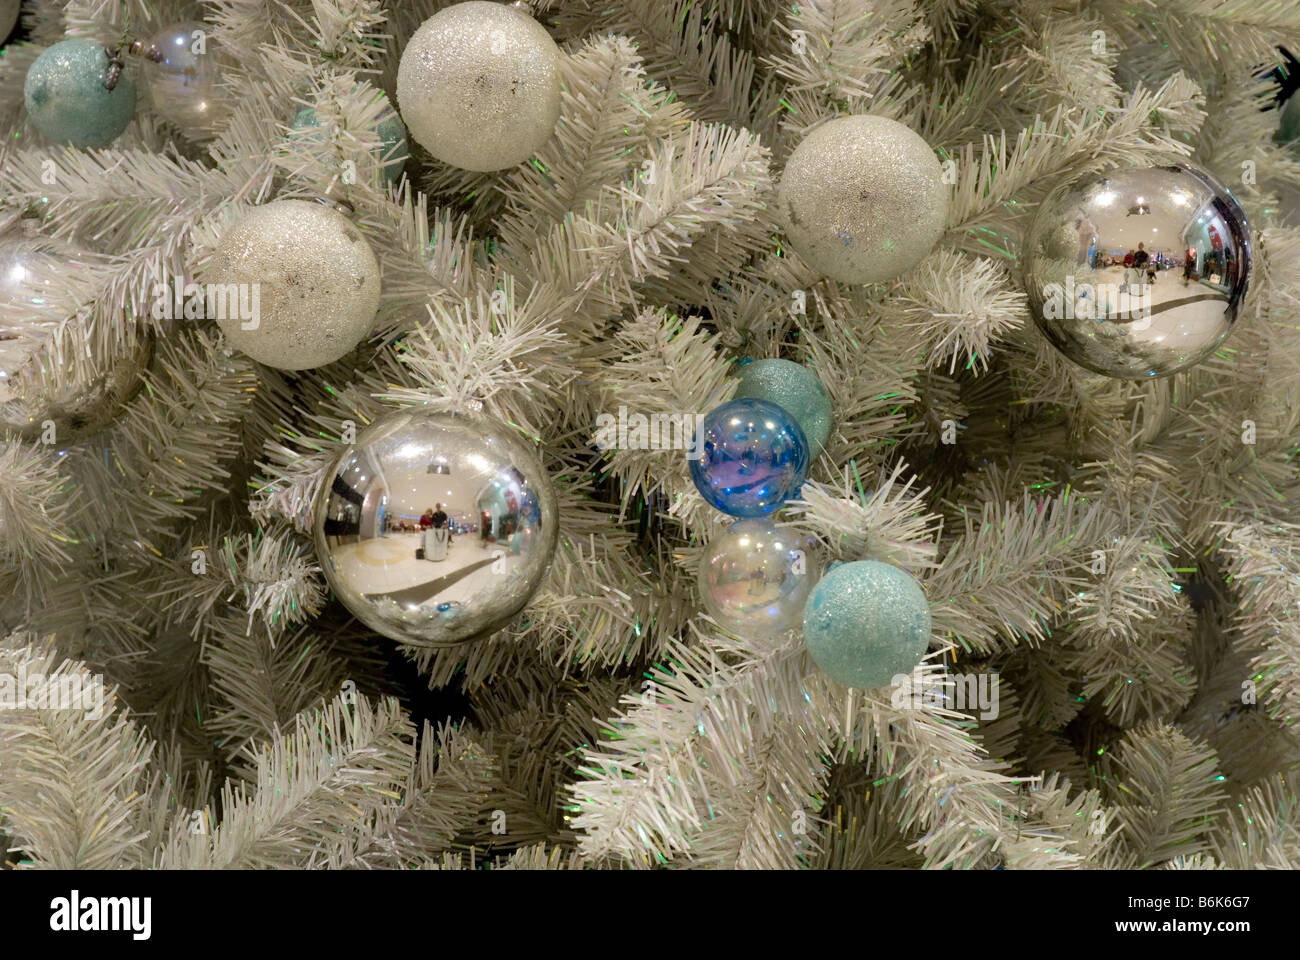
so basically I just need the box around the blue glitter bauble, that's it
[293,93,409,185]
[689,398,809,518]
[802,560,931,689]
[24,39,137,148]
[734,358,833,456]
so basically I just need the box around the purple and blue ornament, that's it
[689,397,809,518]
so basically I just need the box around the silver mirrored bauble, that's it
[312,409,559,647]
[698,519,818,637]
[207,199,381,370]
[396,0,561,172]
[1023,164,1251,379]
[144,22,233,139]
[775,115,949,284]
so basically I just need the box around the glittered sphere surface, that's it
[24,38,137,149]
[1023,164,1251,379]
[699,519,818,636]
[802,560,931,689]
[690,397,809,518]
[734,358,833,457]
[294,94,409,185]
[396,0,561,172]
[144,22,233,139]
[313,409,559,647]
[776,114,949,284]
[207,200,381,370]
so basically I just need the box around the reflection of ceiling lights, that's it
[1170,190,1192,206]
[1136,196,1145,203]
[1094,190,1116,206]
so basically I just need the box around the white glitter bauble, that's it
[396,0,561,172]
[776,115,949,284]
[207,200,381,371]
[1,0,20,44]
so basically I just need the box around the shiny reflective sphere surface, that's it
[1023,164,1251,379]
[312,409,558,647]
[698,518,819,636]
[689,398,810,518]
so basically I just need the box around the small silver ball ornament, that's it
[396,0,562,172]
[1022,164,1251,379]
[206,200,381,371]
[312,408,559,648]
[776,115,950,284]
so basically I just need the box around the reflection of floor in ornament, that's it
[329,532,524,605]
[1089,266,1229,328]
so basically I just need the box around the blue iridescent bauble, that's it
[293,92,409,185]
[734,358,833,456]
[802,560,931,689]
[689,398,809,518]
[24,38,136,148]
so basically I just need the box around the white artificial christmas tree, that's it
[1,0,1299,871]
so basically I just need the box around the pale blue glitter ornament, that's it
[690,397,809,518]
[293,93,409,185]
[802,560,931,689]
[734,358,833,456]
[24,38,136,148]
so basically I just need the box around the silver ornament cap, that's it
[1022,164,1251,379]
[396,0,561,172]
[206,199,381,370]
[776,114,949,284]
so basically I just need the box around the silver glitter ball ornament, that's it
[313,408,559,647]
[698,518,819,637]
[396,0,561,172]
[206,200,381,371]
[1023,164,1251,379]
[776,115,950,284]
[143,22,234,140]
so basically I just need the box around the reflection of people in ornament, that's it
[1076,216,1097,266]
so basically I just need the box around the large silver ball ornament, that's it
[1023,164,1251,379]
[312,409,559,647]
[396,0,561,172]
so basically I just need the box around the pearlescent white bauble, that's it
[698,519,818,637]
[396,0,561,172]
[776,115,949,284]
[207,200,381,370]
[313,408,558,647]
[144,22,233,139]
[0,236,62,404]
[1,0,20,44]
